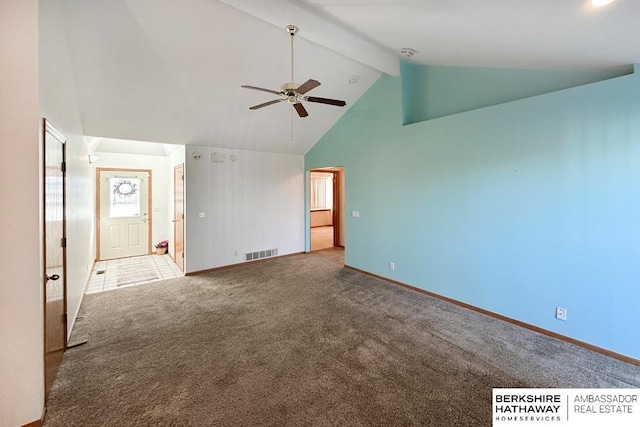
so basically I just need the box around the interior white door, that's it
[99,170,150,260]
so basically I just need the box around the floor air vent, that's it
[245,248,278,261]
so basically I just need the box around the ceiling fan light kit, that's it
[241,24,347,118]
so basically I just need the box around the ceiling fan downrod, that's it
[286,25,298,84]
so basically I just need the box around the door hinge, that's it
[182,213,184,219]
[61,162,66,172]
[181,175,184,181]
[182,252,184,258]
[61,237,67,248]
[64,312,67,323]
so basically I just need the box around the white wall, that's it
[0,1,43,425]
[40,0,95,339]
[185,146,304,273]
[92,152,171,252]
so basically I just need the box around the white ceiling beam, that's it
[218,0,400,76]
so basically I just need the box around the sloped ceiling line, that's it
[218,0,400,76]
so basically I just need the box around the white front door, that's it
[98,169,151,260]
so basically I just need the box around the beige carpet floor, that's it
[44,249,640,426]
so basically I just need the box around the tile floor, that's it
[86,254,183,294]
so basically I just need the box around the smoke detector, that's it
[399,48,416,58]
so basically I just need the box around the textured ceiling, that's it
[57,0,639,155]
[61,0,381,155]
[301,0,640,69]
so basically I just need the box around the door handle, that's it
[172,219,180,222]
[47,274,60,281]
[143,218,148,222]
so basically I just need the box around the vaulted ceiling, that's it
[59,0,640,155]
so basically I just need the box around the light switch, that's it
[351,210,359,218]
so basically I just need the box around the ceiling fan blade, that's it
[249,99,284,110]
[296,79,321,95]
[305,96,346,107]
[293,102,308,118]
[241,85,282,96]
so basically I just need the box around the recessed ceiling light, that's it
[592,0,615,7]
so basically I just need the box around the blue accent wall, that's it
[306,65,640,360]
[401,62,632,124]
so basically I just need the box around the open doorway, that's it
[87,138,185,292]
[310,167,344,251]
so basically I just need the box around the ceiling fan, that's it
[241,25,346,118]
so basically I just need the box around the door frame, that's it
[173,163,184,271]
[95,168,153,260]
[309,167,344,250]
[42,118,67,400]
[331,170,343,248]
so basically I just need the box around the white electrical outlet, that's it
[389,262,395,271]
[556,307,567,321]
[351,210,360,218]
[199,212,205,218]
